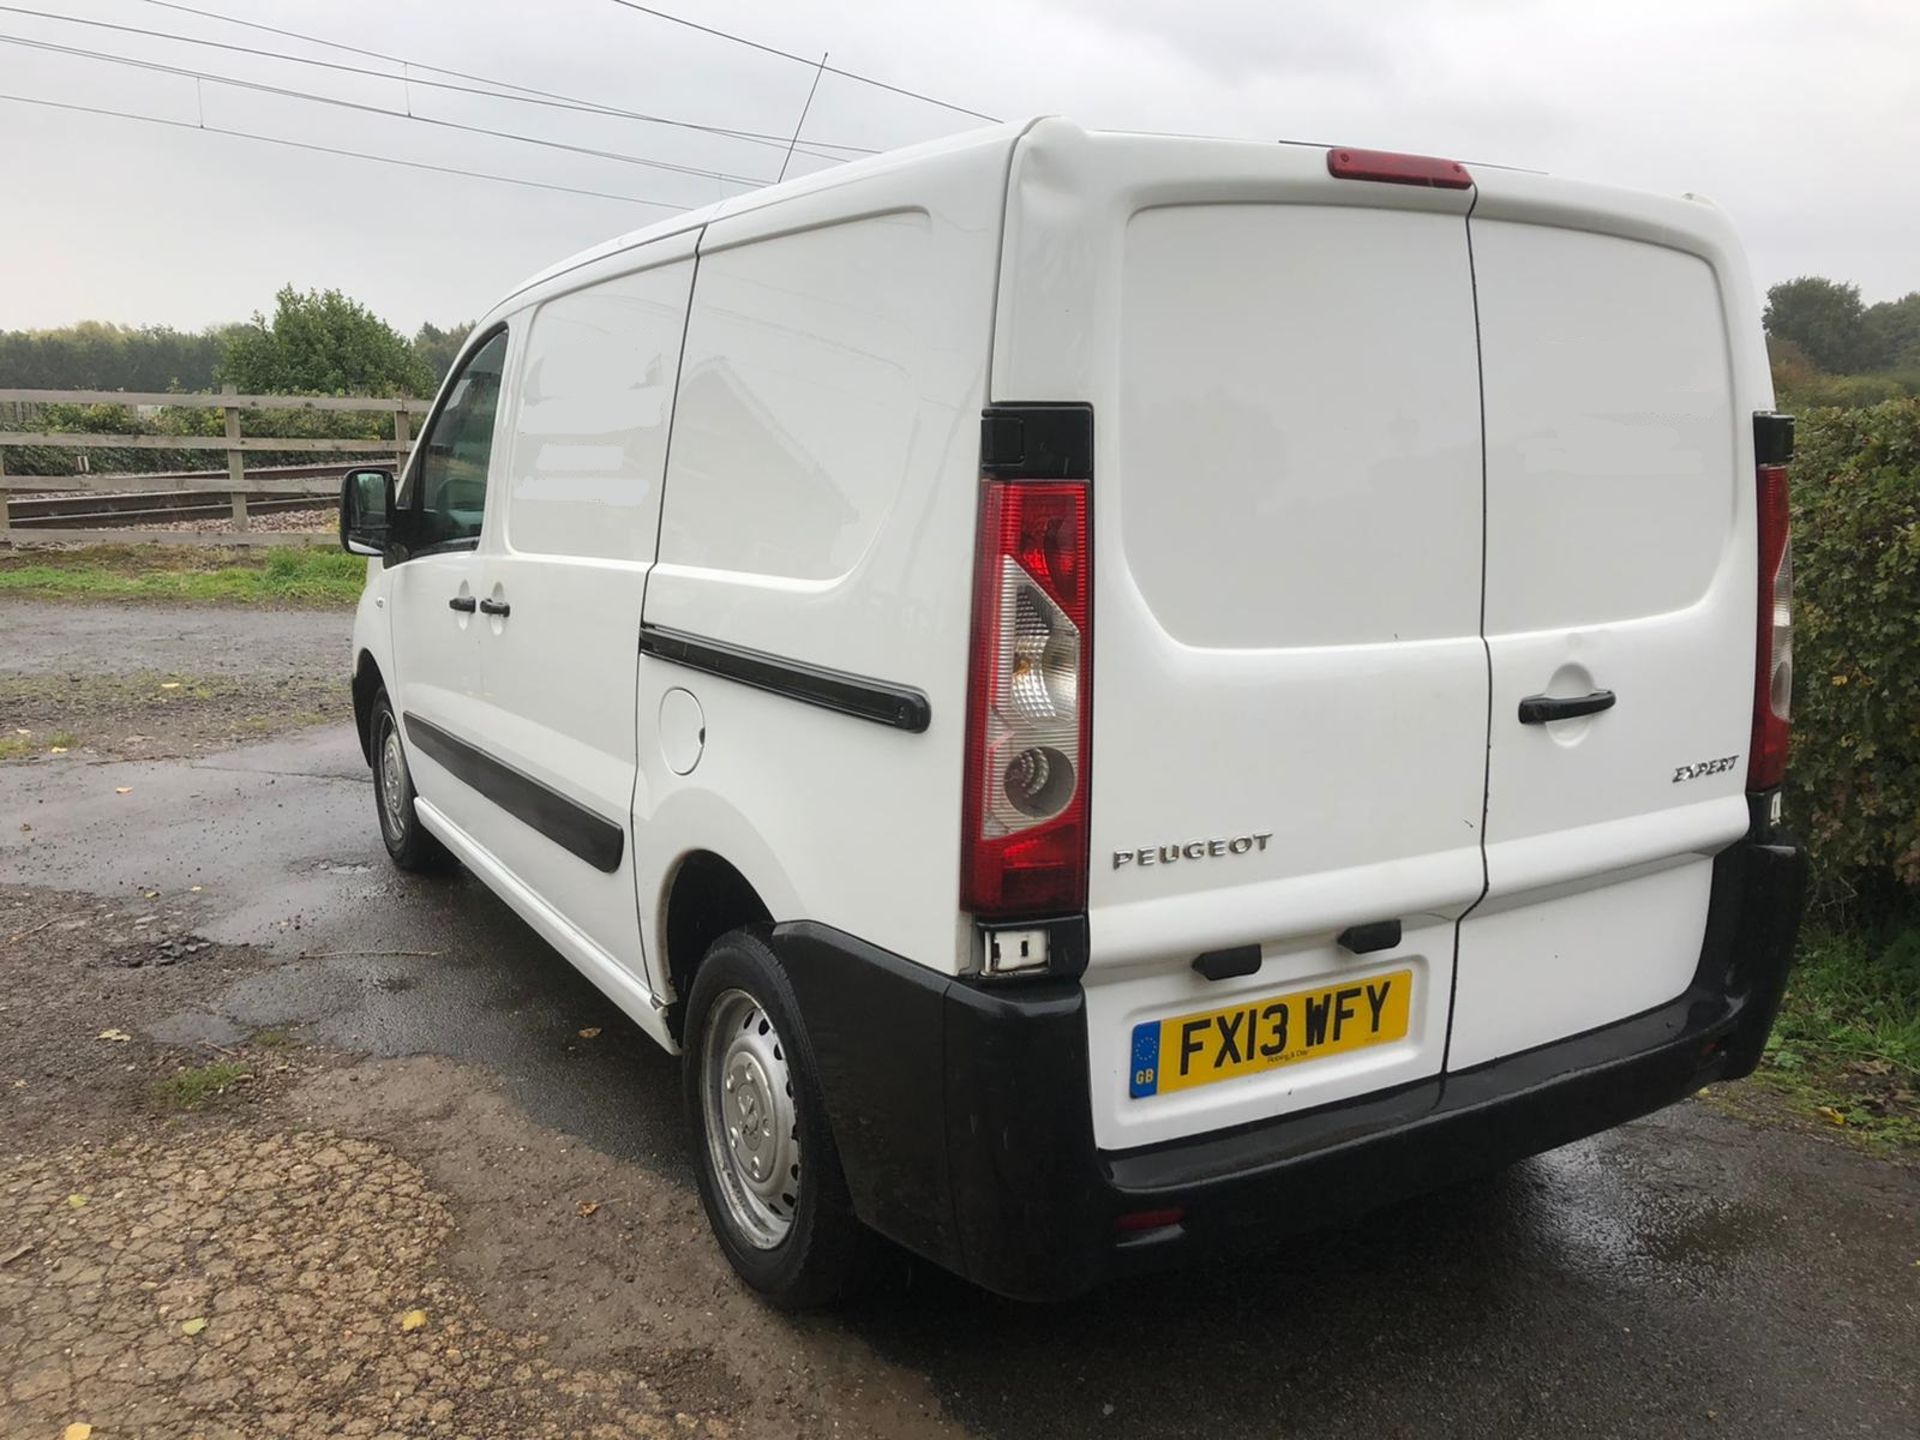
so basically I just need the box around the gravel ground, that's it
[0,884,956,1440]
[4,1132,713,1438]
[2,599,351,761]
[120,506,334,536]
[0,600,349,681]
[2,673,346,762]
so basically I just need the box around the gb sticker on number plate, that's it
[1129,969,1413,1099]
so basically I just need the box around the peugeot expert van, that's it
[338,119,1808,1306]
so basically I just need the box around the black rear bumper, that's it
[774,814,1808,1302]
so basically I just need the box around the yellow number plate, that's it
[1128,969,1413,1098]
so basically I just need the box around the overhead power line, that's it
[0,4,877,160]
[0,31,772,188]
[136,0,875,156]
[605,1,1001,123]
[0,90,689,207]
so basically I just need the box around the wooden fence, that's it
[0,387,431,546]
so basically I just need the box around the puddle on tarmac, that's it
[1513,1140,1779,1286]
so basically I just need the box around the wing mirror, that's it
[339,467,398,558]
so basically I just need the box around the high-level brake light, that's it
[1327,147,1472,189]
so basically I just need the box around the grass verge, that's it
[0,544,365,607]
[1752,923,1920,1152]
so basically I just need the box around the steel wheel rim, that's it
[378,717,408,839]
[701,987,801,1249]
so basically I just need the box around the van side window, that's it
[414,329,509,549]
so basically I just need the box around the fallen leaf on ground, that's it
[576,1201,600,1218]
[1814,1105,1847,1126]
[401,1309,427,1331]
[17,823,28,833]
[114,787,132,795]
[66,1194,88,1209]
[180,1317,207,1336]
[97,1028,132,1042]
[577,1026,601,1040]
[63,1423,93,1440]
[48,746,67,755]
[143,890,159,899]
[159,682,182,690]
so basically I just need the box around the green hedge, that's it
[1788,400,1920,904]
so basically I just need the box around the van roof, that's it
[487,118,1731,329]
[494,119,1041,310]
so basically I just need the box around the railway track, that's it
[6,489,332,529]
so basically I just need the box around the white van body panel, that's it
[386,327,521,851]
[1452,172,1768,1068]
[991,124,1487,1149]
[636,133,1018,982]
[468,237,698,1006]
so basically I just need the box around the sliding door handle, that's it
[1518,689,1616,724]
[478,597,511,618]
[447,595,477,614]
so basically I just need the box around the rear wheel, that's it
[369,690,450,873]
[684,929,869,1307]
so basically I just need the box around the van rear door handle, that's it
[1518,689,1616,724]
[478,597,511,618]
[447,595,477,614]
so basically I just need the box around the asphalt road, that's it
[2,601,1915,1438]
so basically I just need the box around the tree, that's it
[1764,277,1871,374]
[0,321,234,390]
[217,285,433,397]
[1863,292,1920,375]
[412,321,474,386]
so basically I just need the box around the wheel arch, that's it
[661,849,772,1041]
[351,650,385,766]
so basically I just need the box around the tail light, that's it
[961,478,1092,918]
[1749,414,1794,791]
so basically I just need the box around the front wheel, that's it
[369,690,451,873]
[684,929,870,1308]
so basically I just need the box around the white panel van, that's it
[339,120,1808,1306]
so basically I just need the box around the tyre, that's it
[684,928,870,1308]
[368,689,452,873]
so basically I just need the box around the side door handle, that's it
[1518,689,1616,724]
[478,597,511,618]
[448,595,477,614]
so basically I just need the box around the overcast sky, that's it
[3,0,1916,334]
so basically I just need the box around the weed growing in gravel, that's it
[151,1060,253,1110]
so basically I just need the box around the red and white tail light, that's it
[1749,414,1794,791]
[961,479,1092,920]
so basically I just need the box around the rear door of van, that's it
[992,129,1490,1151]
[1448,181,1760,1068]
